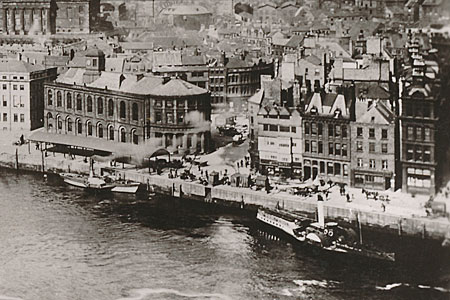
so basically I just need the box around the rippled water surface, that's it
[0,169,449,300]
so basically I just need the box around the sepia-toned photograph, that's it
[0,0,449,299]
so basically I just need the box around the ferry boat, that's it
[256,200,395,262]
[60,172,115,192]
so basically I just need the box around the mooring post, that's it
[398,219,403,236]
[357,212,363,244]
[422,222,426,239]
[41,149,45,173]
[15,147,19,169]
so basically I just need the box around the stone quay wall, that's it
[0,150,449,244]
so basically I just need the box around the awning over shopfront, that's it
[28,130,170,161]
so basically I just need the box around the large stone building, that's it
[399,42,442,195]
[152,50,209,89]
[350,84,397,190]
[257,106,303,178]
[302,91,353,184]
[0,59,57,132]
[159,5,212,31]
[43,48,211,154]
[209,54,274,112]
[0,0,99,35]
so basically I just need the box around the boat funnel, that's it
[317,195,325,228]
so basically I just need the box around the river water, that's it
[0,168,449,300]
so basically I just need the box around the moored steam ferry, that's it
[256,200,395,262]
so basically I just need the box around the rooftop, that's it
[0,59,49,73]
[149,77,208,97]
[160,5,211,15]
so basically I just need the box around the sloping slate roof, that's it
[120,42,154,50]
[248,89,264,105]
[0,59,47,73]
[358,101,395,124]
[305,54,321,65]
[161,5,211,15]
[181,55,206,65]
[68,56,86,68]
[105,57,125,72]
[56,68,85,85]
[285,35,304,48]
[88,72,126,90]
[149,78,207,96]
[153,51,182,66]
[323,92,338,107]
[121,76,164,95]
[226,57,251,68]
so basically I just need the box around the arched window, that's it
[131,129,138,145]
[66,92,72,109]
[76,118,82,134]
[56,115,62,131]
[56,91,62,107]
[119,101,126,119]
[67,117,72,132]
[47,90,53,106]
[132,103,138,121]
[76,94,82,111]
[47,112,53,130]
[108,99,114,116]
[97,123,103,138]
[108,125,114,140]
[87,96,93,112]
[86,121,93,136]
[97,97,103,115]
[120,127,126,143]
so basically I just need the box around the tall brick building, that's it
[0,0,99,35]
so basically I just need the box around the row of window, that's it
[1,75,25,80]
[305,140,348,157]
[154,111,185,125]
[405,144,432,162]
[2,95,25,108]
[356,158,389,170]
[48,115,139,144]
[354,174,385,185]
[1,113,24,123]
[356,141,389,153]
[356,127,388,139]
[406,125,432,141]
[154,99,200,109]
[47,90,139,120]
[262,124,297,133]
[304,160,349,177]
[406,167,432,188]
[2,84,25,91]
[304,122,348,138]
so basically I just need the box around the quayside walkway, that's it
[0,132,449,244]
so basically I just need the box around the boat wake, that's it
[375,283,450,293]
[275,279,341,297]
[293,279,340,288]
[375,283,404,290]
[116,288,233,300]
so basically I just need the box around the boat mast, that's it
[317,194,325,228]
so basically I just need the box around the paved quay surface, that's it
[1,131,450,241]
